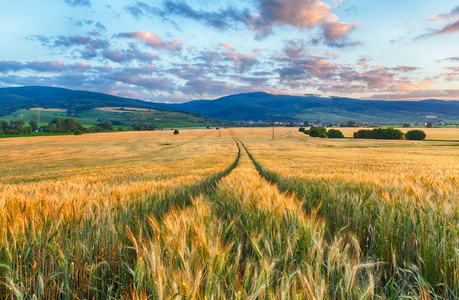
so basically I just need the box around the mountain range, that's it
[169,92,459,123]
[1,86,459,124]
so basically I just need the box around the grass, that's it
[2,107,215,130]
[0,127,458,298]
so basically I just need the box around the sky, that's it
[0,0,458,102]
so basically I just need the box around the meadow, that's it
[0,127,458,299]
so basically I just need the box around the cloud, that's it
[429,6,459,22]
[115,31,182,52]
[0,60,91,73]
[106,71,172,91]
[391,65,419,73]
[222,51,258,73]
[219,43,235,50]
[435,20,459,35]
[438,56,459,62]
[0,61,24,73]
[102,45,159,64]
[366,89,459,101]
[322,21,359,40]
[180,77,232,95]
[64,0,91,8]
[48,35,109,49]
[125,0,358,41]
[418,6,459,38]
[95,22,107,32]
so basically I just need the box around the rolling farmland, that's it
[0,127,458,299]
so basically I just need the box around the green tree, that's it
[426,122,433,128]
[298,127,305,133]
[327,129,344,138]
[309,126,327,138]
[74,129,82,135]
[405,130,426,140]
[353,127,404,139]
[402,123,410,128]
[303,121,309,127]
[29,120,38,131]
[347,120,357,127]
[173,129,179,135]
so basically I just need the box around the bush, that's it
[402,123,410,128]
[173,129,179,135]
[426,122,433,128]
[327,129,344,138]
[74,129,82,135]
[405,130,426,140]
[298,127,305,133]
[309,126,327,138]
[353,127,404,139]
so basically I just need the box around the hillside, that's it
[0,86,216,128]
[169,92,459,123]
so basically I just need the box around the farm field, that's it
[0,127,458,298]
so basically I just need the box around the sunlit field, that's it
[0,127,458,298]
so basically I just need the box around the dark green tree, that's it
[173,129,179,135]
[347,120,357,127]
[29,120,38,131]
[405,130,426,140]
[402,123,410,128]
[309,126,327,138]
[327,129,344,138]
[426,122,433,128]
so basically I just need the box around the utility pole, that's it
[37,107,40,132]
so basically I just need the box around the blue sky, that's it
[0,0,458,102]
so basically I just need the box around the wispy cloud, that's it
[115,31,182,52]
[102,45,159,64]
[417,6,459,39]
[64,0,91,8]
[429,6,459,22]
[0,60,91,73]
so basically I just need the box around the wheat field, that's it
[0,127,458,299]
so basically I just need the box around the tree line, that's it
[299,126,426,140]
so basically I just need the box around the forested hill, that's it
[169,92,459,123]
[0,86,176,116]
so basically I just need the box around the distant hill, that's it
[169,92,459,123]
[0,86,176,116]
[0,86,216,128]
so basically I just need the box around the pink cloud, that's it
[322,21,359,40]
[435,20,459,35]
[219,43,235,50]
[116,31,182,52]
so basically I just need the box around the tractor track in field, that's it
[149,131,210,156]
[149,132,242,219]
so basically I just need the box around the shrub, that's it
[405,130,426,140]
[402,123,410,128]
[426,122,433,128]
[74,129,82,135]
[309,126,327,138]
[298,127,305,133]
[327,129,344,138]
[353,127,404,139]
[173,129,179,135]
